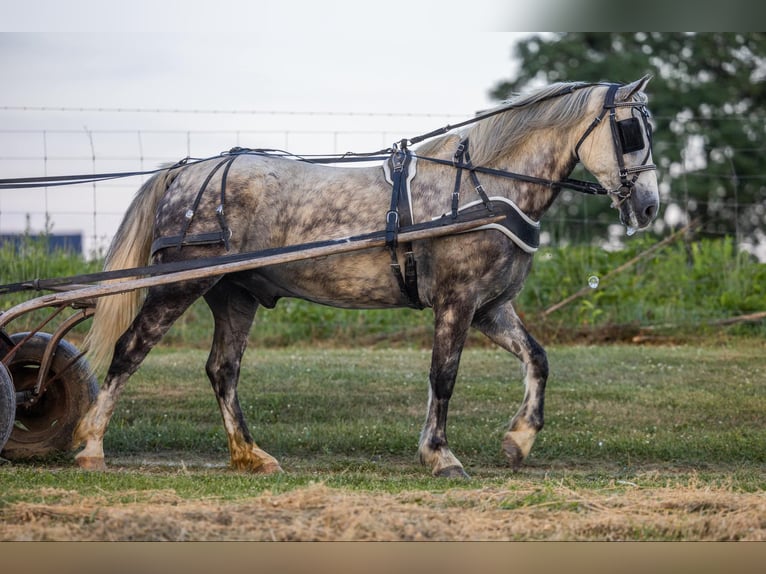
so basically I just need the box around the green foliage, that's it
[1,234,764,344]
[0,232,99,286]
[492,32,766,242]
[144,234,766,347]
[519,234,766,337]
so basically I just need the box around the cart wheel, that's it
[0,363,14,454]
[1,332,99,460]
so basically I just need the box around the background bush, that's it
[1,232,764,347]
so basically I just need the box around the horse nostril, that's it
[643,202,658,222]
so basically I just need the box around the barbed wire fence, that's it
[1,109,764,260]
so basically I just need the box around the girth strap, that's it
[385,144,423,309]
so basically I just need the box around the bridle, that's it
[573,83,656,206]
[400,81,657,211]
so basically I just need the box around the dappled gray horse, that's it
[75,77,659,477]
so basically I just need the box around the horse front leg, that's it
[473,300,548,470]
[418,297,475,479]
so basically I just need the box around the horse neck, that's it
[473,129,578,221]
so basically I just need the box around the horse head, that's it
[573,76,659,233]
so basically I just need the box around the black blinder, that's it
[617,117,645,154]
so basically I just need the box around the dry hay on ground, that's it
[2,482,765,541]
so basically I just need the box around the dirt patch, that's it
[2,482,764,541]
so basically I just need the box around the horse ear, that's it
[616,74,652,101]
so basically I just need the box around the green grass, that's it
[3,344,765,499]
[2,235,765,494]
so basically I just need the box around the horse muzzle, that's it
[612,174,659,232]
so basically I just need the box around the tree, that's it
[491,33,766,246]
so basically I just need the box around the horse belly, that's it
[242,248,409,310]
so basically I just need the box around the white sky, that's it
[0,1,537,252]
[1,2,529,122]
[0,31,524,129]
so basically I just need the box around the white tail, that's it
[84,169,177,373]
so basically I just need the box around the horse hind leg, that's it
[203,281,282,474]
[74,278,218,470]
[473,300,548,471]
[418,298,475,479]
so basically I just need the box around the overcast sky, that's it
[0,31,524,131]
[1,1,529,128]
[0,3,534,252]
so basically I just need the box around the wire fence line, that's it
[0,121,445,256]
[1,113,764,259]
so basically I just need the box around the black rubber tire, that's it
[0,363,14,454]
[1,332,99,460]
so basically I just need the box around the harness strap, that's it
[385,145,422,309]
[216,154,237,251]
[150,230,232,257]
[573,84,656,203]
[419,154,608,196]
[177,157,229,248]
[605,85,633,190]
[573,85,616,161]
[155,154,240,257]
[463,145,493,210]
[438,197,540,253]
[451,140,466,219]
[451,138,494,219]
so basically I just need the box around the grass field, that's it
[1,341,765,541]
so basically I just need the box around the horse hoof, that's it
[75,456,107,471]
[232,458,284,474]
[258,462,284,475]
[434,465,470,479]
[502,439,525,471]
